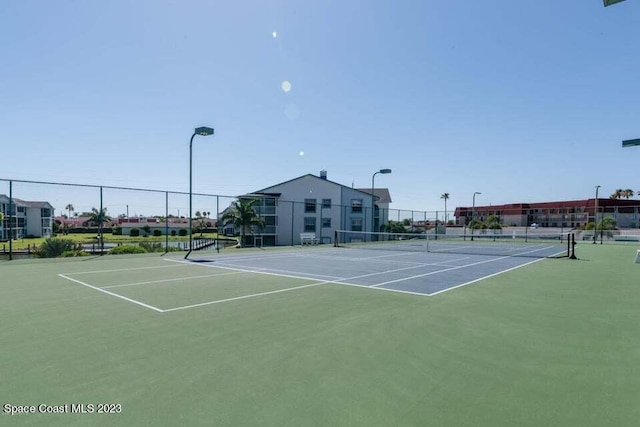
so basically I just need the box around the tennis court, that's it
[2,243,640,426]
[55,233,574,314]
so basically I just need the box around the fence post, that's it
[99,186,104,255]
[9,180,12,260]
[165,192,169,253]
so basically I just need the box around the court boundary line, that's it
[428,257,545,296]
[101,271,246,289]
[57,247,564,313]
[58,274,165,313]
[61,263,192,276]
[371,245,560,289]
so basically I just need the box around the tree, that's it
[220,198,265,248]
[598,216,617,230]
[142,225,151,237]
[88,207,112,227]
[0,211,4,239]
[196,217,207,236]
[485,214,502,230]
[383,220,406,233]
[65,204,74,221]
[622,189,635,199]
[468,219,485,230]
[440,193,450,224]
[610,189,624,199]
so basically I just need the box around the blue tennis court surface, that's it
[179,244,565,296]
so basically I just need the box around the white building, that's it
[233,171,392,246]
[0,194,54,239]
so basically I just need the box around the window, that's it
[322,199,331,209]
[304,217,316,232]
[322,218,331,228]
[351,218,362,231]
[351,199,363,213]
[305,199,316,213]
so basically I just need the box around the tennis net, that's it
[334,230,575,258]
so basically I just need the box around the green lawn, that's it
[1,244,639,426]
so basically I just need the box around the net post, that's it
[334,230,338,247]
[570,233,577,259]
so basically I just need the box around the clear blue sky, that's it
[1,0,638,216]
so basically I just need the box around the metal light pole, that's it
[593,185,600,244]
[471,191,481,241]
[371,169,391,235]
[185,126,214,259]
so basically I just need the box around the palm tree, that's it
[0,211,4,240]
[220,198,265,248]
[610,189,624,199]
[440,193,450,224]
[65,203,74,220]
[88,207,112,227]
[623,189,635,199]
[485,214,502,230]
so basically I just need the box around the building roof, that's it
[356,188,392,203]
[0,194,54,209]
[253,173,381,199]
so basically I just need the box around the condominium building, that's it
[232,171,391,246]
[0,194,55,239]
[454,199,640,229]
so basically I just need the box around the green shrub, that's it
[153,229,162,237]
[139,242,162,252]
[130,228,140,237]
[109,245,147,255]
[170,230,177,236]
[36,238,76,258]
[61,250,90,257]
[179,228,188,236]
[112,226,122,235]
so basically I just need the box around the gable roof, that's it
[0,194,54,209]
[356,188,392,203]
[253,174,374,198]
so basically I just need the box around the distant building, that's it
[228,171,391,246]
[0,194,54,239]
[454,199,640,229]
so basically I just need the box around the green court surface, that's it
[1,244,640,426]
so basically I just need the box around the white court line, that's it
[62,263,192,276]
[58,274,164,313]
[169,257,449,283]
[294,251,471,267]
[161,282,328,312]
[371,246,562,288]
[161,262,439,312]
[428,257,545,296]
[100,271,245,289]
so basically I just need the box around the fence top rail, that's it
[0,178,237,198]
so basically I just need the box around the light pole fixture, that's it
[371,169,391,235]
[185,126,214,259]
[471,191,481,241]
[593,185,600,244]
[603,0,626,7]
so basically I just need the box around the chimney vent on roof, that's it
[320,170,327,180]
